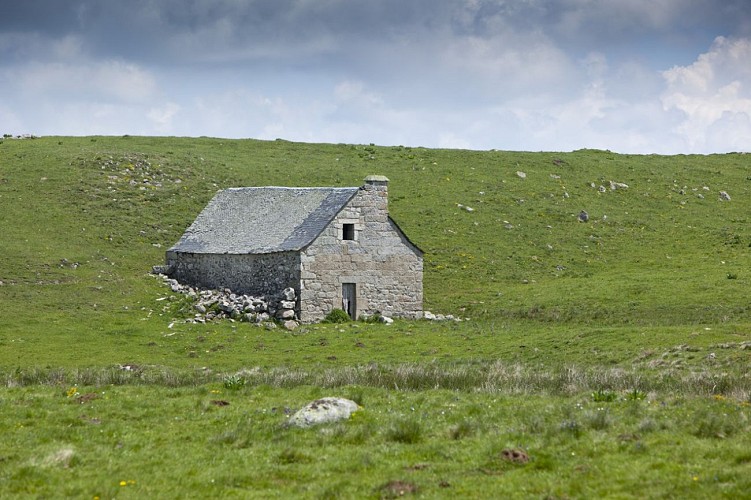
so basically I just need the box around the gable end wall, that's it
[299,184,423,322]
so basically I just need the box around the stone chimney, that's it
[364,174,389,187]
[362,175,389,219]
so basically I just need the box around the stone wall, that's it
[165,250,300,298]
[299,178,423,322]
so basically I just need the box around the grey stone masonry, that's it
[298,176,423,322]
[166,250,300,298]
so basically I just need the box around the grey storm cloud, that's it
[1,0,750,152]
[4,0,750,64]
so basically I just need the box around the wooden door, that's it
[342,283,356,319]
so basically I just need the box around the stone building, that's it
[164,176,423,322]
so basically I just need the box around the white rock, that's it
[279,309,296,320]
[287,397,360,428]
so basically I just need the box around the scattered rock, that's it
[287,397,360,428]
[516,171,527,179]
[118,364,141,372]
[609,181,629,190]
[279,309,296,320]
[151,264,172,275]
[422,310,462,322]
[379,315,394,325]
[283,320,299,331]
[578,210,589,222]
[156,274,297,324]
[719,191,731,201]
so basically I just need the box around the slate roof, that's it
[169,187,359,254]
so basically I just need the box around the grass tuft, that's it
[386,418,423,444]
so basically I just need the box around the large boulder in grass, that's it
[287,397,360,428]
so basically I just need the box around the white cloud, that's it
[0,104,23,134]
[662,36,751,151]
[334,81,383,106]
[147,102,181,134]
[13,60,158,103]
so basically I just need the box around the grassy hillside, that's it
[1,136,749,369]
[2,136,750,498]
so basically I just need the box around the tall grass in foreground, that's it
[5,361,750,400]
[2,384,749,498]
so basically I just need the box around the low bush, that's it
[323,308,351,323]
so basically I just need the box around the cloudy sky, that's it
[2,1,750,153]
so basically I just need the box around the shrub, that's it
[223,374,246,390]
[323,308,351,323]
[625,388,647,401]
[591,389,618,402]
[359,312,382,323]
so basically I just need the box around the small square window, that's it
[343,223,355,240]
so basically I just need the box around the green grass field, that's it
[1,136,750,498]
